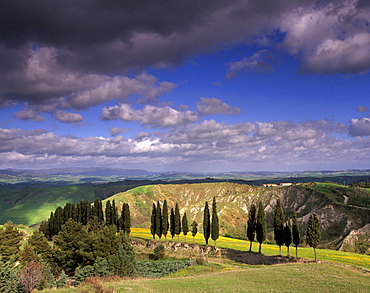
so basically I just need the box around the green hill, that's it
[105,182,370,252]
[0,186,97,225]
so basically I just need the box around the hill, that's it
[106,182,370,252]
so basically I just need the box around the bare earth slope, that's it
[108,182,370,251]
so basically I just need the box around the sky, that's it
[0,0,370,173]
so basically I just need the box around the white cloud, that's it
[0,117,370,171]
[101,104,199,128]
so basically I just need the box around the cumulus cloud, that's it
[101,104,199,128]
[280,0,370,74]
[109,127,129,136]
[1,117,369,171]
[55,111,83,123]
[348,118,370,136]
[13,108,45,122]
[196,97,240,116]
[0,0,368,113]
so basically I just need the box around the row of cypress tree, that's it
[40,199,131,238]
[150,200,192,241]
[150,197,220,246]
[247,198,321,260]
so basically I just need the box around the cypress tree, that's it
[150,203,156,239]
[203,201,210,245]
[306,213,321,262]
[156,201,162,239]
[211,196,219,247]
[105,201,112,226]
[174,203,181,241]
[274,198,285,256]
[292,208,300,259]
[123,203,131,235]
[111,200,118,227]
[284,220,292,257]
[92,199,103,225]
[256,201,266,254]
[191,220,198,243]
[162,199,169,240]
[182,212,189,242]
[246,203,257,251]
[170,208,176,239]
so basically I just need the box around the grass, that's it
[131,228,370,270]
[0,185,97,225]
[42,263,370,293]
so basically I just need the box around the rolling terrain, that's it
[106,182,370,252]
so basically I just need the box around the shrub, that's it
[136,260,191,278]
[153,245,165,260]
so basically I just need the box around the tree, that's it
[256,201,266,254]
[92,199,104,225]
[292,208,300,259]
[18,261,45,293]
[182,212,189,242]
[53,219,94,273]
[105,200,112,226]
[191,220,198,243]
[306,213,321,261]
[170,208,176,239]
[0,257,21,293]
[150,203,156,239]
[274,198,285,256]
[284,220,292,257]
[174,203,181,241]
[156,201,162,239]
[162,200,169,240]
[211,197,219,247]
[123,203,131,235]
[246,203,257,252]
[203,201,211,245]
[111,200,118,227]
[0,221,23,261]
[108,235,136,277]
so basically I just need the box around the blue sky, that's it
[0,0,370,172]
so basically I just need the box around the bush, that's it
[153,245,165,260]
[136,260,191,278]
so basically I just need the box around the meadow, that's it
[131,228,370,270]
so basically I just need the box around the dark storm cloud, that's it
[0,0,229,47]
[0,0,369,115]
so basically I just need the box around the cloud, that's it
[356,105,369,113]
[226,50,275,78]
[196,97,241,116]
[0,0,369,112]
[13,108,45,122]
[1,118,369,171]
[55,111,83,123]
[348,118,370,136]
[280,0,370,74]
[101,104,199,128]
[109,127,129,137]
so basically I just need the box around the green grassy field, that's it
[43,262,370,293]
[0,185,96,225]
[131,228,370,270]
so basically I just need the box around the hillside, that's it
[107,182,370,252]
